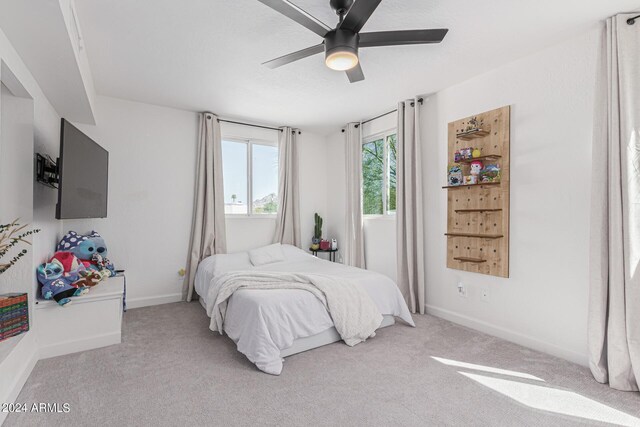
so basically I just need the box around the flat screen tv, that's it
[56,119,109,219]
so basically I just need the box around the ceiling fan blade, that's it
[257,0,332,37]
[339,0,382,33]
[346,63,365,83]
[359,29,449,47]
[262,43,325,69]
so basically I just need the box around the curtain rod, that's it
[628,14,640,25]
[341,98,424,132]
[217,118,301,134]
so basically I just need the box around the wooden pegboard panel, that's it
[445,106,510,277]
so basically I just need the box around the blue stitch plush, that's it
[57,231,116,277]
[37,259,89,306]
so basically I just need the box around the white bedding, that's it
[195,245,414,375]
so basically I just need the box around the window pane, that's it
[222,140,248,214]
[252,144,279,215]
[362,139,384,215]
[387,134,397,213]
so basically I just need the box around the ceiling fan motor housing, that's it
[325,29,359,60]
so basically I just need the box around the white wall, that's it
[0,26,62,423]
[67,96,199,308]
[68,97,329,307]
[325,115,399,280]
[422,28,601,365]
[222,123,328,254]
[324,27,601,366]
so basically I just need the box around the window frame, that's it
[222,136,279,219]
[362,128,397,218]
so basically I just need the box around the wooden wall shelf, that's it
[453,257,487,263]
[445,233,503,239]
[442,182,500,189]
[456,155,502,163]
[456,129,490,140]
[446,106,510,278]
[455,208,503,213]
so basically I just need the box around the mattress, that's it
[195,244,414,374]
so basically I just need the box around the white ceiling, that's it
[75,0,640,134]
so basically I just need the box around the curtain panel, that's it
[183,112,227,302]
[396,99,426,314]
[589,15,640,391]
[344,122,366,268]
[273,127,301,247]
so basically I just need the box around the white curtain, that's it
[184,112,227,302]
[396,99,426,314]
[344,122,365,268]
[273,127,301,247]
[589,15,640,391]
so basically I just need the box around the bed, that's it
[195,244,414,375]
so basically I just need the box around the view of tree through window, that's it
[362,132,397,215]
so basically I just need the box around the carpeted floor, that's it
[5,302,640,426]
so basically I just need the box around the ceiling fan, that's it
[257,0,448,83]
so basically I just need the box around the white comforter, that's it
[208,271,383,346]
[195,245,414,375]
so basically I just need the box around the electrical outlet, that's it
[457,282,468,298]
[480,287,490,303]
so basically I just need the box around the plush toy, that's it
[56,231,117,277]
[37,259,89,306]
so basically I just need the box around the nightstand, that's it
[309,248,338,262]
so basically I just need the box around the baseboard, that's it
[425,304,589,367]
[38,331,121,360]
[0,332,38,425]
[125,293,183,309]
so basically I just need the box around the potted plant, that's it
[311,213,322,250]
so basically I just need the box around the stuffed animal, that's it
[37,259,89,306]
[56,231,117,277]
[48,251,103,287]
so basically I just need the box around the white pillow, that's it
[281,244,314,261]
[249,243,285,266]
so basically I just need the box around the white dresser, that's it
[34,275,125,359]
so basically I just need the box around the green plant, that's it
[313,213,323,240]
[0,219,40,275]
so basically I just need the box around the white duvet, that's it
[195,245,415,375]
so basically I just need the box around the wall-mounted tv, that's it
[56,119,108,219]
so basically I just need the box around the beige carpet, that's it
[5,302,640,426]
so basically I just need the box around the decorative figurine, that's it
[464,175,477,185]
[472,148,482,158]
[470,160,484,176]
[454,150,461,163]
[448,165,463,186]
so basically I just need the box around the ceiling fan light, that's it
[324,29,359,71]
[325,50,359,71]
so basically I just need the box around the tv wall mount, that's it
[35,153,59,189]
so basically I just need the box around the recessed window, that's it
[222,139,278,216]
[362,131,397,216]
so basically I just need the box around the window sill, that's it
[225,215,277,220]
[363,215,396,221]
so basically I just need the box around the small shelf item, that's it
[442,182,500,189]
[456,129,490,140]
[455,208,502,213]
[453,257,487,263]
[445,233,503,239]
[0,293,29,343]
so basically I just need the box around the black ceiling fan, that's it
[257,0,448,83]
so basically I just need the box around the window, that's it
[362,131,396,215]
[222,139,278,215]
